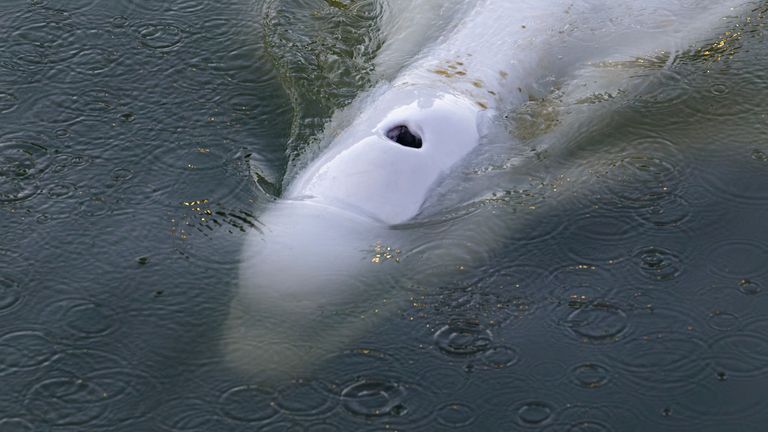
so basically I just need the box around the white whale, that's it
[224,0,755,377]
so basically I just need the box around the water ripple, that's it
[340,379,406,417]
[41,297,120,339]
[707,240,768,279]
[561,302,629,343]
[0,275,23,316]
[157,397,219,431]
[479,346,520,370]
[709,331,768,378]
[25,376,107,426]
[0,92,19,113]
[560,210,641,262]
[680,66,767,120]
[570,363,611,389]
[633,246,683,282]
[135,22,186,51]
[0,418,35,432]
[587,136,686,213]
[546,263,619,304]
[435,402,476,428]
[219,385,278,423]
[0,132,51,203]
[609,331,708,397]
[515,400,556,427]
[433,319,493,358]
[0,330,58,374]
[274,379,338,419]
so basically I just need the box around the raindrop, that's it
[709,83,729,96]
[571,363,611,389]
[119,112,135,123]
[737,279,762,296]
[563,303,628,342]
[480,346,519,369]
[706,310,740,331]
[110,167,134,182]
[436,403,476,428]
[46,182,76,198]
[433,319,493,357]
[516,401,554,426]
[111,15,128,28]
[634,247,682,281]
[137,23,184,50]
[340,379,405,417]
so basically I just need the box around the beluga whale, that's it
[224,0,757,378]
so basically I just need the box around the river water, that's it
[1,0,768,430]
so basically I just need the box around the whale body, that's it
[225,0,755,377]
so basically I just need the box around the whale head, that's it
[287,85,484,224]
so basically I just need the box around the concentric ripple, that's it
[709,331,768,377]
[157,397,219,430]
[340,379,406,417]
[40,297,120,339]
[707,240,768,279]
[0,330,58,374]
[562,302,629,343]
[136,22,185,51]
[609,332,709,397]
[571,363,611,389]
[0,418,35,432]
[0,132,51,203]
[0,276,23,315]
[25,377,107,426]
[274,379,338,419]
[0,92,18,113]
[435,402,476,428]
[633,246,683,282]
[560,210,641,262]
[433,319,493,357]
[219,385,278,423]
[515,401,555,427]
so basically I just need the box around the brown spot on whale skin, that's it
[472,80,483,88]
[433,69,454,77]
[476,101,488,109]
[499,71,509,79]
[455,71,466,76]
[456,61,465,66]
[487,90,497,96]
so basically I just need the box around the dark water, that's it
[1,0,768,430]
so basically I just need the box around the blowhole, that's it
[386,125,422,149]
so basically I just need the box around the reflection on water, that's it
[1,0,768,430]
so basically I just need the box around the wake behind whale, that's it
[224,0,757,378]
